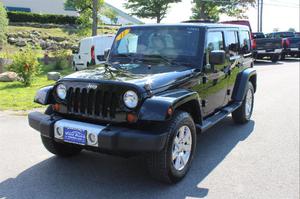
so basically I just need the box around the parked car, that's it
[252,32,283,63]
[72,35,115,71]
[266,31,300,59]
[29,23,256,183]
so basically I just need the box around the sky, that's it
[106,0,300,33]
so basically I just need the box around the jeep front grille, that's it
[66,87,118,119]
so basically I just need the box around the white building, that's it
[0,0,142,25]
[1,0,78,16]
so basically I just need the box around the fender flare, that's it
[138,89,202,122]
[232,68,257,102]
[34,86,54,105]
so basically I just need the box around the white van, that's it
[72,35,115,71]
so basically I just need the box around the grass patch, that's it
[0,24,119,111]
[0,64,73,111]
[0,76,54,110]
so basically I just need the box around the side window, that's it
[239,30,251,54]
[206,31,224,51]
[204,31,224,66]
[225,31,239,57]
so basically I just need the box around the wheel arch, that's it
[232,68,257,102]
[175,99,202,124]
[138,89,203,124]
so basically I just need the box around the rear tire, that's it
[146,111,196,183]
[41,136,82,157]
[232,82,254,124]
[271,54,279,63]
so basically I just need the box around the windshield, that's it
[109,26,202,73]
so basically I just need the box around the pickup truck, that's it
[252,32,283,63]
[266,32,300,59]
[28,23,256,183]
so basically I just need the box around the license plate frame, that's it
[63,127,87,145]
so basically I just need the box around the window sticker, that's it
[116,29,131,41]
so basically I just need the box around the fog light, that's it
[87,132,98,146]
[55,127,63,139]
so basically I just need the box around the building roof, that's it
[104,3,143,24]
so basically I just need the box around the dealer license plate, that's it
[63,127,86,145]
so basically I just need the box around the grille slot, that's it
[66,86,118,119]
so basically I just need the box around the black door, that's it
[223,29,242,104]
[226,29,253,103]
[195,30,229,116]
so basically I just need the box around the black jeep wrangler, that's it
[28,23,257,183]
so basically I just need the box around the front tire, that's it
[42,106,82,157]
[41,136,82,157]
[280,53,286,60]
[232,82,254,124]
[146,111,196,183]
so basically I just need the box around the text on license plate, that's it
[63,127,86,145]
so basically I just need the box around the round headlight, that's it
[56,84,67,100]
[123,90,138,108]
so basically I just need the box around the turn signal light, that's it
[127,113,137,123]
[167,107,173,116]
[52,103,60,112]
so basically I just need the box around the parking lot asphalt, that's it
[0,58,299,199]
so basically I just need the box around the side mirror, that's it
[104,48,111,60]
[209,50,226,65]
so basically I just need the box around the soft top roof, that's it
[121,23,250,30]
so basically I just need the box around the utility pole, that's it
[260,0,263,32]
[257,0,260,32]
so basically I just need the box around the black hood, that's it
[62,64,195,93]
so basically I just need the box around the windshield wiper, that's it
[171,60,194,67]
[111,53,134,60]
[143,55,195,67]
[140,54,174,65]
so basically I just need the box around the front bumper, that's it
[28,112,168,152]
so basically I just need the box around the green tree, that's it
[65,0,104,36]
[9,46,41,86]
[103,7,118,24]
[0,2,8,47]
[124,0,181,23]
[191,0,256,22]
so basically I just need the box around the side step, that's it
[196,102,242,132]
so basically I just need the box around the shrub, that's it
[0,2,8,47]
[9,46,41,86]
[52,49,70,70]
[7,11,78,25]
